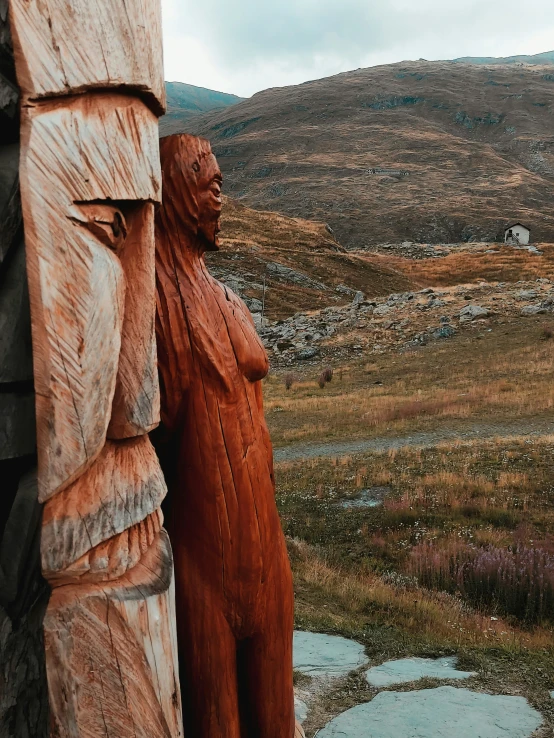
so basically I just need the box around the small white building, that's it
[504,222,531,245]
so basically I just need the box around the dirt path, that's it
[273,418,554,463]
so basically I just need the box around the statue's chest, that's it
[185,275,269,384]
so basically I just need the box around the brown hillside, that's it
[165,60,554,248]
[207,197,414,319]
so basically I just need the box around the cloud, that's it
[162,0,554,96]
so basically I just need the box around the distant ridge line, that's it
[451,50,554,66]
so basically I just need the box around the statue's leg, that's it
[241,558,296,738]
[174,556,241,738]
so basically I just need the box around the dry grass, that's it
[368,243,554,287]
[291,538,553,650]
[205,196,413,319]
[265,328,554,446]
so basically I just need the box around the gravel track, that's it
[273,419,554,463]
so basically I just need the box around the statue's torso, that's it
[156,253,286,629]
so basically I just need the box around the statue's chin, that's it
[198,218,221,252]
[197,229,220,252]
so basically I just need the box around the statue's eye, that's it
[69,203,127,251]
[192,162,200,173]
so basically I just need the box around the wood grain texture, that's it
[116,560,182,738]
[155,134,296,738]
[18,96,161,500]
[8,0,165,113]
[41,436,166,576]
[10,2,182,734]
[108,202,160,439]
[47,509,163,586]
[45,533,181,738]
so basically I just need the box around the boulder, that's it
[373,305,392,316]
[295,347,319,361]
[459,305,489,321]
[293,632,367,677]
[520,305,547,316]
[433,325,455,339]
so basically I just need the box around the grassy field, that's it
[276,440,554,734]
[371,242,554,287]
[264,316,554,447]
[254,243,554,733]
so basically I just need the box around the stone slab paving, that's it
[294,696,308,724]
[293,631,368,678]
[365,656,476,687]
[317,686,543,738]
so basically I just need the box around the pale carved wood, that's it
[18,95,161,500]
[108,202,160,440]
[8,0,165,113]
[9,0,182,734]
[41,436,166,578]
[45,532,181,738]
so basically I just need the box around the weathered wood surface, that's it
[18,95,161,501]
[155,134,299,738]
[9,0,182,734]
[108,202,160,439]
[41,436,166,577]
[45,532,181,738]
[8,0,165,113]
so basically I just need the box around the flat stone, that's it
[340,487,389,509]
[521,305,547,316]
[318,686,542,738]
[294,696,308,723]
[459,304,489,320]
[293,631,368,678]
[365,657,475,687]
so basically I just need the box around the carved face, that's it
[196,152,222,250]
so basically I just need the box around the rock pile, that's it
[256,277,554,366]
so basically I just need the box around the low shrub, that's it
[408,541,554,623]
[284,373,295,390]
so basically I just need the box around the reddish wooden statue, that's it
[155,134,302,738]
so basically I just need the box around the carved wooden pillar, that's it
[8,1,183,735]
[0,4,49,735]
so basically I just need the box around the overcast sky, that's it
[162,0,554,98]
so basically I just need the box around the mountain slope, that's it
[161,82,244,132]
[180,60,554,248]
[453,50,554,66]
[207,196,414,319]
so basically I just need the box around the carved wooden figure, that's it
[8,0,183,735]
[155,134,304,738]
